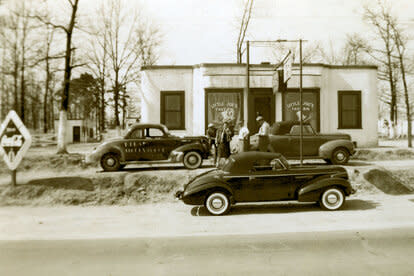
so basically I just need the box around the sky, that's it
[135,0,414,65]
[2,0,413,65]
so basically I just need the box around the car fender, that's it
[184,181,233,198]
[98,145,125,162]
[173,142,209,157]
[318,140,355,158]
[297,177,353,202]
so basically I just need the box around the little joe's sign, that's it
[0,110,32,174]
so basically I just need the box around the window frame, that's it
[160,91,185,130]
[338,90,362,129]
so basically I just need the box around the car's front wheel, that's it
[205,192,231,216]
[100,153,121,171]
[183,151,203,169]
[319,187,345,210]
[330,147,350,165]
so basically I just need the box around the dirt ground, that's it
[0,140,413,206]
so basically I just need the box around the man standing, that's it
[215,121,233,167]
[256,116,270,152]
[237,120,249,152]
[207,123,217,165]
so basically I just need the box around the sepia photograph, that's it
[0,0,413,275]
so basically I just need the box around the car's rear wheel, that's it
[319,187,345,210]
[330,147,350,165]
[100,153,121,171]
[205,192,231,216]
[183,151,203,169]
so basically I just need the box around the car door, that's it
[249,159,293,201]
[142,127,168,160]
[123,127,146,161]
[288,125,320,156]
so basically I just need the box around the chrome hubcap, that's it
[106,158,115,166]
[336,152,345,161]
[188,155,197,164]
[211,198,223,209]
[327,194,338,204]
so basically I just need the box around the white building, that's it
[141,63,378,147]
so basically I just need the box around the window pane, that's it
[165,95,181,111]
[148,128,164,137]
[161,91,184,129]
[283,91,319,131]
[339,92,361,128]
[165,111,181,129]
[207,92,242,128]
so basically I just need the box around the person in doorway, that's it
[207,123,217,165]
[256,116,270,152]
[215,120,233,167]
[237,120,250,152]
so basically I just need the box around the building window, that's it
[161,91,185,130]
[282,90,320,131]
[205,89,243,130]
[338,91,361,129]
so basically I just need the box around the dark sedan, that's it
[250,121,356,164]
[176,152,355,215]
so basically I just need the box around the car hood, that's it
[316,133,351,139]
[289,165,348,177]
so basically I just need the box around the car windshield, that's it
[278,155,290,169]
[161,125,171,136]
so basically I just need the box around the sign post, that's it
[0,110,32,186]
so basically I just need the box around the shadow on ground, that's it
[96,164,215,173]
[27,177,95,191]
[191,199,380,216]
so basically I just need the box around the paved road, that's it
[0,227,413,276]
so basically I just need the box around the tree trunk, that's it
[56,0,79,154]
[57,110,68,153]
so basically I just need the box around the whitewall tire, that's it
[320,187,345,211]
[183,151,203,169]
[205,192,231,216]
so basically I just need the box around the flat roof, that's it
[141,63,377,71]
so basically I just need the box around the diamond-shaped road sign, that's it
[0,110,32,171]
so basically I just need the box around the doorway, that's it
[248,89,275,133]
[73,126,80,143]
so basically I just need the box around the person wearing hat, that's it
[256,116,270,152]
[207,123,217,165]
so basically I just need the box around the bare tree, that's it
[363,1,399,133]
[236,0,254,63]
[92,0,161,132]
[389,14,412,146]
[36,0,81,153]
[342,33,369,65]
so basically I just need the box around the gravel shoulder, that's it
[0,193,413,240]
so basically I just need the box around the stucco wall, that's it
[140,68,193,136]
[141,64,378,147]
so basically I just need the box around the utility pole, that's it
[299,39,303,166]
[243,39,307,166]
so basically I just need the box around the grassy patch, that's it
[0,153,95,175]
[353,149,414,161]
[0,169,205,206]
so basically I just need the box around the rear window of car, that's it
[289,125,314,135]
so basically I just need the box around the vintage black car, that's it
[176,152,355,216]
[250,121,356,165]
[85,123,210,171]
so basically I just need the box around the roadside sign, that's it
[0,110,32,171]
[283,53,293,82]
